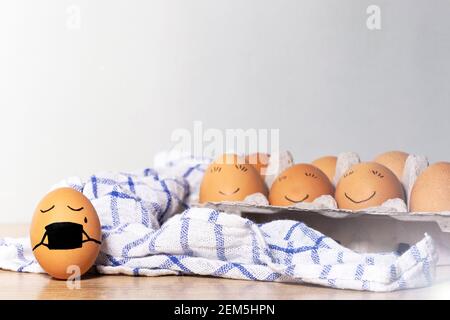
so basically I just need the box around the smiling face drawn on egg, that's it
[199,154,268,203]
[269,164,334,207]
[30,187,102,279]
[335,162,405,211]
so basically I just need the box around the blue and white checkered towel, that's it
[0,154,438,292]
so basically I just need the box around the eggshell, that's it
[335,162,405,211]
[312,156,337,182]
[409,162,450,212]
[269,164,334,206]
[246,153,271,177]
[199,154,268,203]
[30,187,101,280]
[374,151,409,181]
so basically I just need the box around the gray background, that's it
[1,0,449,223]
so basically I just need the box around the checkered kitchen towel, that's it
[0,154,438,292]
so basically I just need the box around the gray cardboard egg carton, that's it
[192,151,450,264]
[195,151,450,232]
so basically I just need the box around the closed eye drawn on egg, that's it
[343,170,354,178]
[305,172,318,179]
[371,170,384,178]
[210,166,222,173]
[67,205,84,212]
[40,205,55,213]
[234,164,248,172]
[278,175,287,182]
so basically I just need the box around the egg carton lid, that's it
[193,201,450,233]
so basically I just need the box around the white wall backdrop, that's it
[1,0,449,223]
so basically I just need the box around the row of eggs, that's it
[199,151,450,212]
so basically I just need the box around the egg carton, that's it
[194,151,447,226]
[192,151,450,264]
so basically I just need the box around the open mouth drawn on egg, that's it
[218,188,240,196]
[284,194,309,203]
[344,191,376,204]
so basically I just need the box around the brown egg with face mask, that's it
[30,187,102,280]
[199,154,268,203]
[312,156,337,183]
[410,162,450,212]
[335,162,405,211]
[269,164,334,206]
[374,151,409,181]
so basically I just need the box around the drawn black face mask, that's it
[32,222,101,251]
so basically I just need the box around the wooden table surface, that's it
[1,224,450,300]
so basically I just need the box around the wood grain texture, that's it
[1,224,450,300]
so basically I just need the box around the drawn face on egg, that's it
[199,154,268,203]
[269,164,334,206]
[335,162,405,211]
[30,187,102,280]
